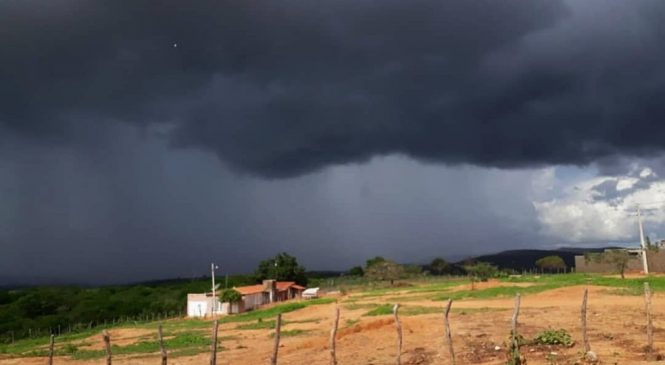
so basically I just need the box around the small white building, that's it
[186,280,307,317]
[186,294,216,317]
[302,287,319,299]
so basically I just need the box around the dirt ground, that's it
[2,281,664,365]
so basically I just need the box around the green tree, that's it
[364,260,405,285]
[365,256,386,268]
[347,266,364,277]
[220,289,242,303]
[535,255,566,273]
[220,289,242,314]
[402,264,423,276]
[464,262,498,290]
[429,257,450,275]
[601,249,631,279]
[254,252,308,286]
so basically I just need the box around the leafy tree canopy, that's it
[347,266,364,277]
[364,260,404,285]
[254,252,308,286]
[429,257,450,275]
[535,255,566,272]
[220,289,242,303]
[365,256,386,269]
[464,262,498,282]
[601,249,632,279]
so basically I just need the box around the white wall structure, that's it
[187,294,220,317]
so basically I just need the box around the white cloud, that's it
[533,165,665,244]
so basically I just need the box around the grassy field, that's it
[0,298,334,359]
[3,273,665,363]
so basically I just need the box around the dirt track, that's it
[2,281,663,365]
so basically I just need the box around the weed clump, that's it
[532,329,574,347]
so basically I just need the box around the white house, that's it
[186,294,215,317]
[186,280,307,317]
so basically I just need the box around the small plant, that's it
[61,343,79,355]
[506,331,526,365]
[532,329,573,347]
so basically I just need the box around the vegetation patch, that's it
[219,298,335,325]
[362,304,442,317]
[433,285,557,301]
[269,329,310,338]
[236,317,320,330]
[343,302,383,311]
[531,329,574,347]
[501,273,665,295]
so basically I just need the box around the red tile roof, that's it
[233,285,264,295]
[276,281,296,291]
[232,281,306,296]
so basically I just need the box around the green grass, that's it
[453,307,508,315]
[343,302,382,311]
[501,273,665,295]
[234,317,320,330]
[433,284,557,301]
[219,298,335,324]
[352,279,464,298]
[345,319,360,327]
[69,331,213,359]
[1,298,334,358]
[269,329,310,338]
[362,304,442,317]
[383,294,438,302]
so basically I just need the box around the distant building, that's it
[574,248,665,274]
[187,280,306,317]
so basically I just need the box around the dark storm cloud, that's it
[0,0,568,176]
[4,1,665,178]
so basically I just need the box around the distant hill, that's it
[456,247,617,272]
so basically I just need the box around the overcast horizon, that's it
[4,0,665,285]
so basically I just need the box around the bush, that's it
[464,262,498,282]
[220,289,242,303]
[532,329,573,347]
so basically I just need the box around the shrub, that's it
[532,329,573,347]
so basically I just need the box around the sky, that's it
[3,0,665,284]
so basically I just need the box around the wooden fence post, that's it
[329,305,340,365]
[645,282,654,355]
[508,293,522,365]
[158,323,167,365]
[47,334,55,365]
[102,330,112,365]
[393,304,403,365]
[210,320,219,365]
[581,288,590,354]
[444,299,455,365]
[271,314,282,365]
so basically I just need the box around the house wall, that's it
[187,294,214,317]
[574,250,665,273]
[243,292,265,311]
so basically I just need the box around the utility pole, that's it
[211,263,219,316]
[638,207,650,274]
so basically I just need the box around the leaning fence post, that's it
[645,282,654,355]
[581,288,590,354]
[102,330,112,365]
[393,304,403,365]
[210,320,219,365]
[48,334,55,365]
[158,323,167,365]
[329,305,340,365]
[271,313,282,365]
[444,299,455,365]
